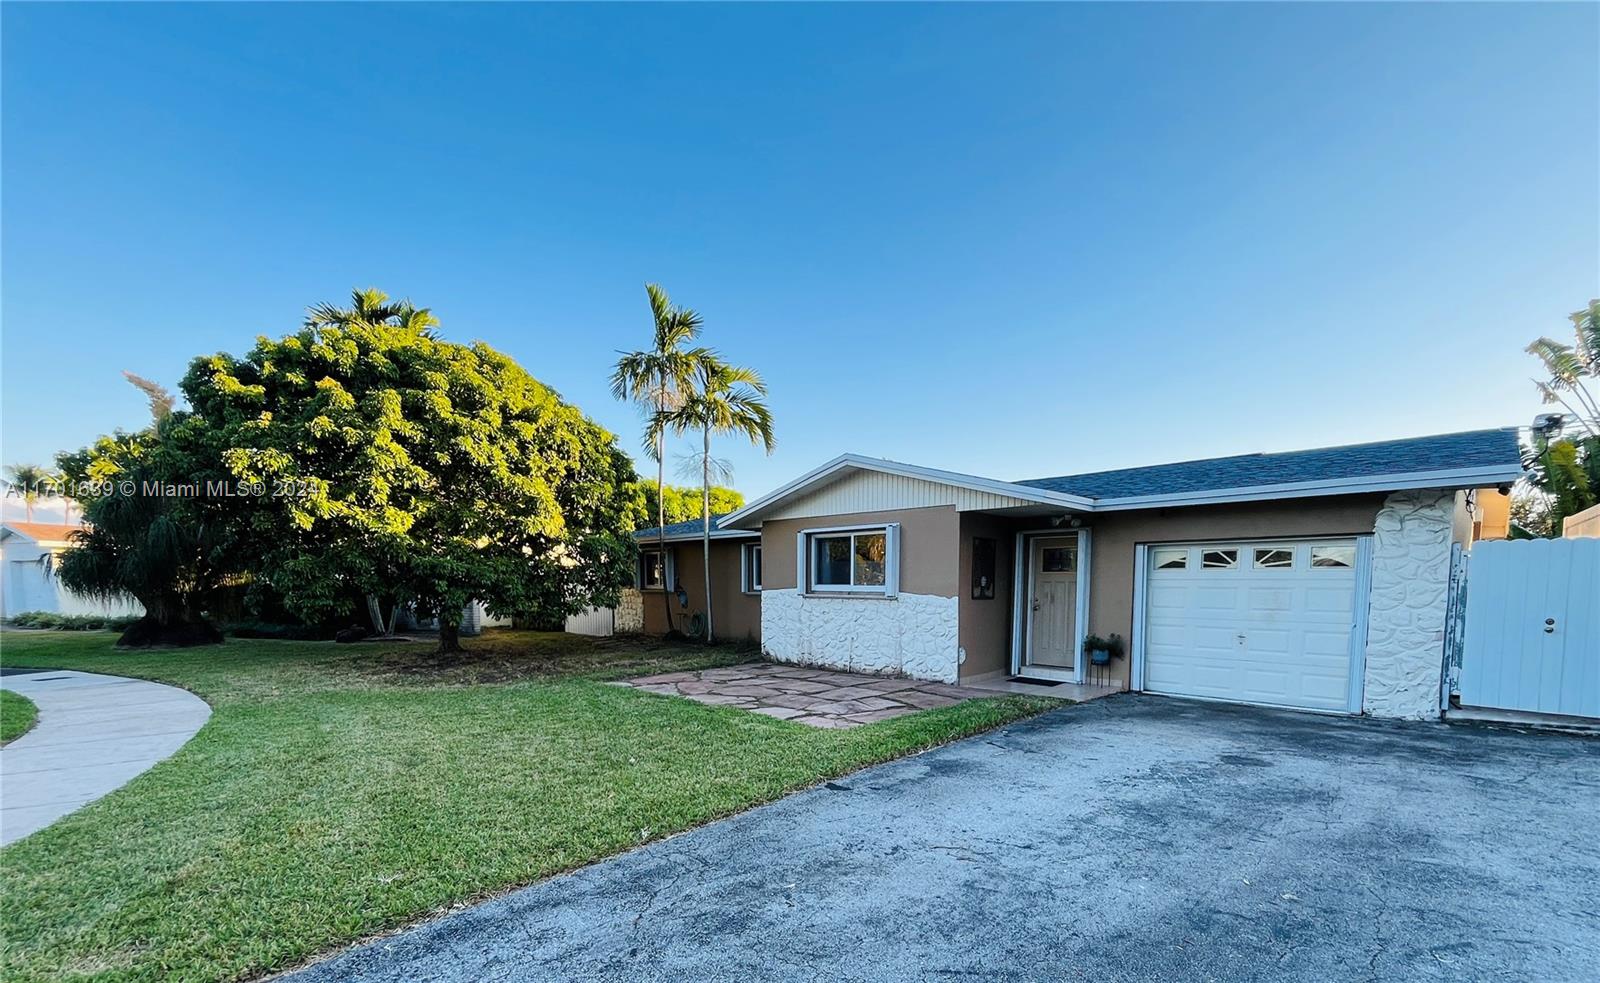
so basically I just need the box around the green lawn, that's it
[0,630,1054,983]
[0,688,39,744]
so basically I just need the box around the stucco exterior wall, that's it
[759,506,960,595]
[639,538,762,642]
[1093,495,1387,689]
[1362,490,1457,719]
[957,512,1017,681]
[759,505,961,681]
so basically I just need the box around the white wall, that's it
[760,588,960,683]
[1,546,143,620]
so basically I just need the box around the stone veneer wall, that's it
[760,589,960,683]
[1363,490,1457,719]
[614,588,645,634]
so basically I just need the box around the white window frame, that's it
[797,523,900,597]
[741,542,763,593]
[637,546,674,591]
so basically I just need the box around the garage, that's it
[1139,538,1366,713]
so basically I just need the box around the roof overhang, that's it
[0,528,74,548]
[635,527,761,545]
[717,454,1096,530]
[1078,463,1527,512]
[717,457,1526,528]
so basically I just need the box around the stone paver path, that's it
[615,662,987,727]
[0,669,210,845]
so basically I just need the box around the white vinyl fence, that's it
[1458,538,1600,720]
[565,606,615,637]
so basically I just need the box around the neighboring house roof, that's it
[717,428,1525,528]
[634,514,757,543]
[1016,428,1523,509]
[0,522,84,547]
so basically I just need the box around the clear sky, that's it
[3,2,1596,509]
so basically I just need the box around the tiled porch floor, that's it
[615,662,1006,728]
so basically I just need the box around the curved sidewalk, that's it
[0,669,210,846]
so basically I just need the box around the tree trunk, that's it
[366,594,387,635]
[437,618,463,654]
[385,603,400,636]
[656,410,674,635]
[702,424,714,643]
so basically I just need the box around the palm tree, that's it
[665,357,774,642]
[306,287,441,336]
[4,463,58,521]
[1524,300,1600,534]
[611,285,711,634]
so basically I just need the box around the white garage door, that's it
[1142,539,1362,712]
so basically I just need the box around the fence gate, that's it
[1458,538,1600,719]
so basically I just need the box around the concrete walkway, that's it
[0,669,210,846]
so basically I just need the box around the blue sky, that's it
[3,2,1596,509]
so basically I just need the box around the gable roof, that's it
[1016,428,1523,508]
[715,428,1524,528]
[716,455,1097,529]
[0,521,84,546]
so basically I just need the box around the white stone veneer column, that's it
[614,588,645,634]
[760,589,960,683]
[1363,490,1457,719]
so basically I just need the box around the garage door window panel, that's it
[1253,548,1294,570]
[1202,548,1238,570]
[1311,545,1356,569]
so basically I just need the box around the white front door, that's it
[1027,537,1079,671]
[1142,540,1361,712]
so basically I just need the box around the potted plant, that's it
[1082,633,1125,666]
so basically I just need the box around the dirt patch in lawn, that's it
[345,631,758,687]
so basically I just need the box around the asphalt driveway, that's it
[286,697,1600,982]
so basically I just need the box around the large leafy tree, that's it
[55,391,234,646]
[626,482,744,527]
[181,289,638,652]
[1523,300,1600,535]
[664,357,773,642]
[610,284,710,632]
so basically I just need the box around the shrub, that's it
[5,611,140,631]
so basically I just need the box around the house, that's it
[630,428,1525,721]
[1562,502,1600,538]
[0,522,144,620]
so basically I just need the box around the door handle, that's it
[1032,598,1041,612]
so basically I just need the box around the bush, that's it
[224,621,337,641]
[5,611,141,631]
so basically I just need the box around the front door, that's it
[1027,537,1079,671]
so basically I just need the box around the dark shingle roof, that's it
[634,514,736,540]
[1015,429,1521,501]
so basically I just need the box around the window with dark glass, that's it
[809,528,889,591]
[638,548,667,589]
[972,537,996,600]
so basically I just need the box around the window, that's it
[742,543,763,593]
[803,524,899,595]
[1041,547,1077,572]
[971,537,996,600]
[1151,547,1189,570]
[1201,548,1238,570]
[1253,548,1294,570]
[1311,544,1356,569]
[638,548,670,590]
